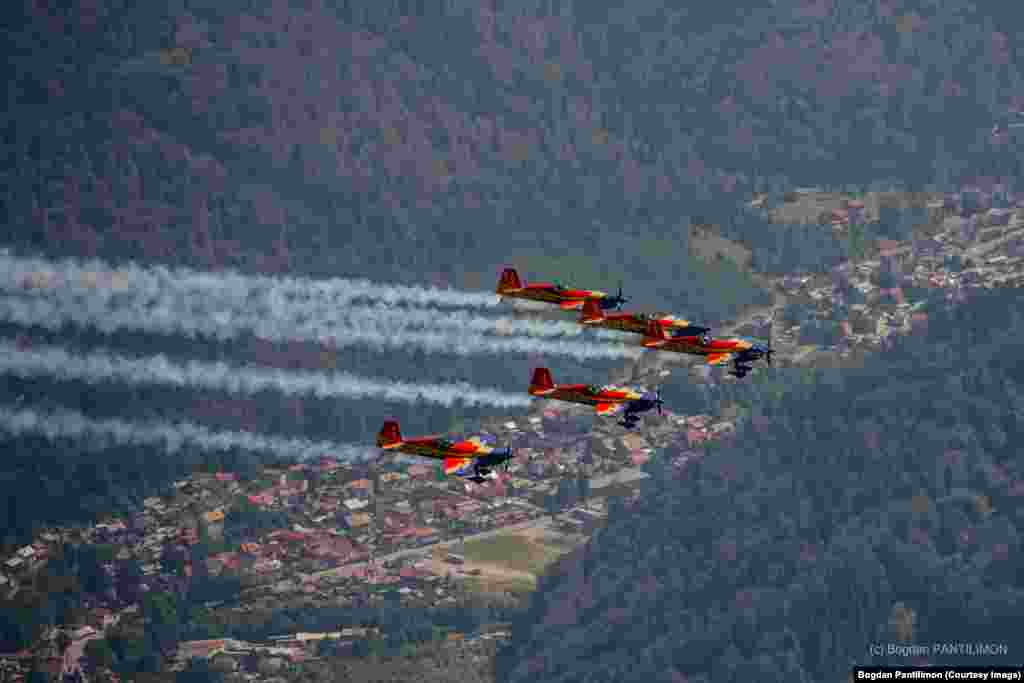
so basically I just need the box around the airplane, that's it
[640,320,773,379]
[528,367,664,429]
[578,299,711,337]
[375,421,515,484]
[496,268,628,310]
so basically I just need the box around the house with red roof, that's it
[306,534,354,561]
[89,608,116,630]
[381,511,414,532]
[317,457,341,471]
[177,639,227,661]
[252,558,281,574]
[247,492,275,506]
[686,429,709,446]
[209,552,241,574]
[316,496,341,512]
[269,530,306,543]
[686,415,711,428]
[407,463,433,479]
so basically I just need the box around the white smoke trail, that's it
[0,340,534,408]
[0,403,375,462]
[301,302,626,340]
[1,252,625,340]
[0,296,644,360]
[0,251,502,309]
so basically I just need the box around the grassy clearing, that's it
[460,534,560,575]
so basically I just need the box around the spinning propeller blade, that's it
[614,281,629,308]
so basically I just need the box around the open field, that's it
[461,534,557,574]
[430,524,586,595]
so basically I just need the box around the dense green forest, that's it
[495,286,1024,682]
[3,0,1020,309]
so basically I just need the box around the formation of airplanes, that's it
[376,267,772,479]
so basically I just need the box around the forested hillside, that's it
[1,0,1022,613]
[1,0,779,319]
[5,0,1021,311]
[496,286,1024,683]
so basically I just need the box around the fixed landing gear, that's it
[729,363,751,379]
[618,414,639,429]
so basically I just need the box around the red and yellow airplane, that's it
[496,268,628,310]
[528,367,664,429]
[640,320,772,378]
[376,421,515,483]
[578,299,710,337]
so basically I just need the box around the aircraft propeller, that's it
[613,281,629,309]
[654,386,664,416]
[765,308,777,365]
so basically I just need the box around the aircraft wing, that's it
[443,456,474,476]
[705,352,733,366]
[393,440,450,459]
[559,299,585,309]
[397,437,484,459]
[594,402,624,416]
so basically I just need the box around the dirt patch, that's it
[428,544,536,593]
[429,528,583,593]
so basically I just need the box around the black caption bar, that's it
[853,667,1023,680]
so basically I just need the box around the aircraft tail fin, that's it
[580,298,604,323]
[376,420,402,448]
[497,268,522,294]
[529,367,555,395]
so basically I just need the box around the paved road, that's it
[309,515,555,580]
[590,466,649,490]
[965,223,1024,259]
